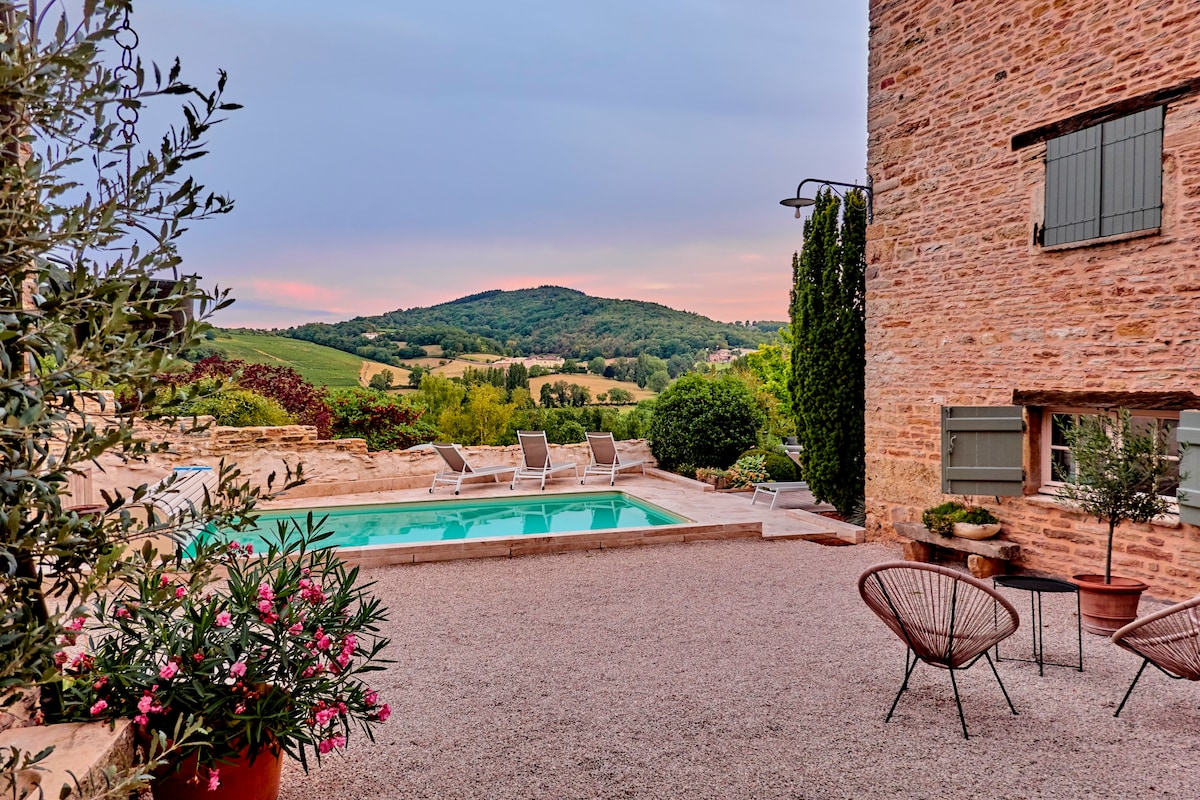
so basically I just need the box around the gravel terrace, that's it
[278,536,1200,800]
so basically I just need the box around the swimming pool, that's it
[212,492,690,550]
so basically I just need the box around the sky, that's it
[131,1,868,328]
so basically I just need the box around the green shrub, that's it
[188,389,293,427]
[740,448,800,482]
[726,454,769,489]
[329,387,438,451]
[648,374,764,470]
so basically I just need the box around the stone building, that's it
[864,1,1200,598]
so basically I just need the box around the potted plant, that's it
[48,521,392,799]
[1056,409,1172,635]
[920,501,1001,540]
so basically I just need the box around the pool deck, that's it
[263,469,863,566]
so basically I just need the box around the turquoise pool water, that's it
[209,492,687,550]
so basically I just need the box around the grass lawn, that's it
[209,332,397,389]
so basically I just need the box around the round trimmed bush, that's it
[648,373,764,470]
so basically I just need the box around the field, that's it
[529,374,656,403]
[209,332,398,389]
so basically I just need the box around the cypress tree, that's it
[788,188,867,516]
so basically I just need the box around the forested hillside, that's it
[286,286,779,360]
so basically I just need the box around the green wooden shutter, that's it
[1044,126,1101,246]
[1100,106,1163,237]
[1178,410,1200,526]
[941,406,1025,496]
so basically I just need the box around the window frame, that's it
[1038,406,1181,504]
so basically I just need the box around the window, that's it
[1041,106,1163,247]
[1041,408,1180,499]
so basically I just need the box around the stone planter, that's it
[951,522,1001,540]
[1070,574,1148,636]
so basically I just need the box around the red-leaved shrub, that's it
[168,355,334,438]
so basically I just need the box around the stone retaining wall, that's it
[83,421,654,503]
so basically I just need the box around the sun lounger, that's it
[581,432,647,486]
[147,465,217,524]
[750,481,810,510]
[512,431,578,491]
[430,443,518,495]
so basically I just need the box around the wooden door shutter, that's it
[1043,126,1101,246]
[1178,410,1200,526]
[941,406,1026,496]
[1100,106,1163,237]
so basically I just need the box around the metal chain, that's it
[112,4,139,205]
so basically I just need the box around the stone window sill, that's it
[1027,491,1181,529]
[1040,226,1160,252]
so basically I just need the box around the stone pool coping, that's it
[260,472,863,565]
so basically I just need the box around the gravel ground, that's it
[279,538,1200,800]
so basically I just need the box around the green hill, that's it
[286,286,780,360]
[206,331,399,388]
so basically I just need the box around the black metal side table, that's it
[993,575,1083,676]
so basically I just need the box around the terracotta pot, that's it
[153,743,283,800]
[951,522,1001,540]
[1070,574,1148,636]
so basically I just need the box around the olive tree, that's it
[0,0,269,716]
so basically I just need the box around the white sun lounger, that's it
[581,432,647,486]
[430,443,518,495]
[750,481,810,510]
[512,431,578,491]
[147,465,218,524]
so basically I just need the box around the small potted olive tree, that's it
[1057,409,1172,635]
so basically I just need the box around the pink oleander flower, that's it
[65,616,85,632]
[215,611,232,627]
[244,543,253,555]
[89,700,107,716]
[160,575,169,587]
[257,583,275,603]
[53,651,68,667]
[288,622,304,636]
[229,661,247,678]
[317,735,346,754]
[207,768,220,791]
[234,704,246,715]
[137,695,155,714]
[365,690,378,706]
[260,610,279,624]
[133,714,149,726]
[159,662,179,680]
[314,628,331,651]
[257,599,273,615]
[377,704,391,722]
[175,586,186,599]
[114,607,131,620]
[314,707,339,727]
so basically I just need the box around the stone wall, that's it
[83,421,654,503]
[865,1,1200,598]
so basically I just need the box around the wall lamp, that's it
[780,177,874,223]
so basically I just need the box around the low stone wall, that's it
[84,422,655,503]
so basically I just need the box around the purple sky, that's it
[133,1,868,328]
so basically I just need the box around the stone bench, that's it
[894,522,1021,579]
